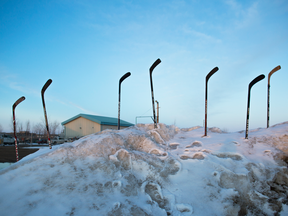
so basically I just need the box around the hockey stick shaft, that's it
[267,65,281,128]
[204,67,219,136]
[41,79,52,149]
[13,96,25,162]
[149,58,161,129]
[118,72,131,130]
[245,74,265,139]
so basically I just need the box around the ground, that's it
[0,123,288,216]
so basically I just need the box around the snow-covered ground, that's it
[0,162,14,170]
[1,122,288,216]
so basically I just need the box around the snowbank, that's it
[0,123,288,216]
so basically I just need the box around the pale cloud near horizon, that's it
[68,101,99,116]
[0,68,40,97]
[42,96,99,116]
[1,69,97,116]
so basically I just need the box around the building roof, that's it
[61,114,134,127]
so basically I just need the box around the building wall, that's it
[101,125,129,131]
[64,117,101,138]
[63,117,132,139]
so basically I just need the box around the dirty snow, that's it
[1,122,288,216]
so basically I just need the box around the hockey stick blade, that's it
[41,79,52,95]
[249,74,265,90]
[149,58,161,74]
[13,96,25,110]
[268,65,281,80]
[120,72,131,84]
[206,67,219,82]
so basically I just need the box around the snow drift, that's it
[1,123,288,216]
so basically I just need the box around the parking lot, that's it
[0,146,39,162]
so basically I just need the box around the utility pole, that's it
[155,100,159,123]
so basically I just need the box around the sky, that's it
[0,0,287,133]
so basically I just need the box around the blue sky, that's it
[0,0,287,132]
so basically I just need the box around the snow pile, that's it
[1,123,288,215]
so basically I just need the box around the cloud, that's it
[8,82,38,96]
[0,68,98,116]
[225,0,259,29]
[225,0,241,13]
[182,26,222,44]
[0,69,39,97]
[45,96,99,116]
[68,101,99,115]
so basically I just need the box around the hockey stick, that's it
[267,65,281,128]
[13,96,25,162]
[150,58,161,129]
[245,74,265,139]
[41,79,52,149]
[204,67,219,136]
[155,100,159,123]
[118,72,131,130]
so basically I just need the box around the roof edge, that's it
[61,113,134,126]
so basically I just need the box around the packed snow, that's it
[1,122,288,216]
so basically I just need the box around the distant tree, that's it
[59,125,64,135]
[40,118,48,137]
[0,124,3,132]
[25,120,31,132]
[10,117,22,133]
[33,123,44,136]
[50,120,60,135]
[32,118,61,138]
[17,121,23,133]
[10,116,14,132]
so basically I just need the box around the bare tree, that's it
[17,121,23,133]
[32,118,61,139]
[10,116,22,133]
[59,125,64,136]
[0,124,3,133]
[33,123,44,136]
[50,120,60,135]
[10,116,14,132]
[25,120,31,132]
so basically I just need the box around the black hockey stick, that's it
[245,74,265,139]
[118,72,131,130]
[13,96,25,162]
[267,65,281,128]
[149,58,161,129]
[204,67,219,136]
[41,79,52,149]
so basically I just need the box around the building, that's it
[61,114,134,139]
